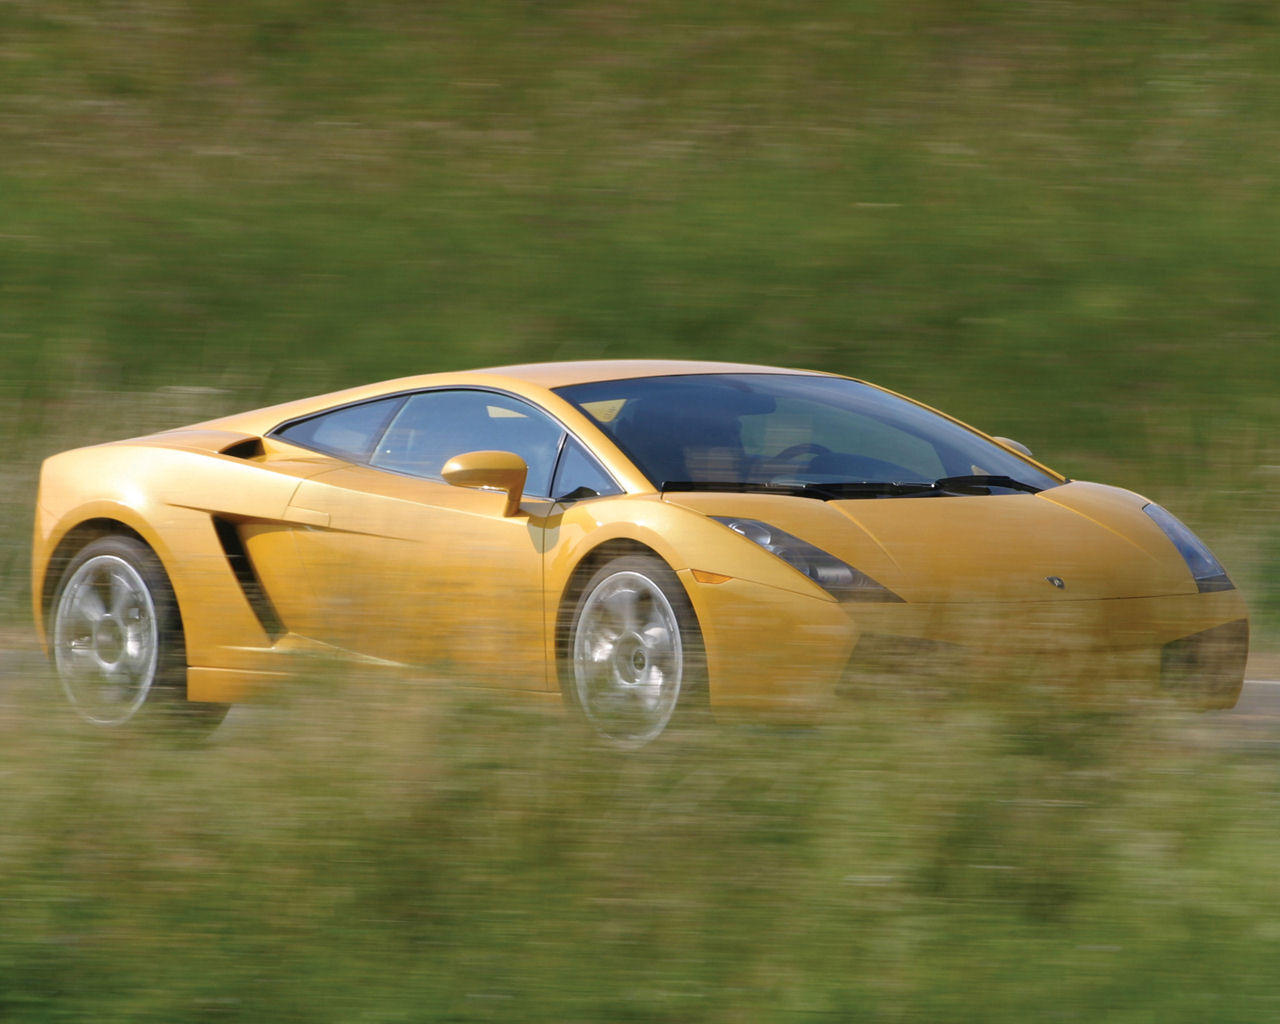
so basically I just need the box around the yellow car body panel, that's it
[662,483,1199,604]
[271,463,548,684]
[33,359,1249,726]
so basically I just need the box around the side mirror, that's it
[993,436,1033,458]
[442,450,528,517]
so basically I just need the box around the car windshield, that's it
[555,373,1063,497]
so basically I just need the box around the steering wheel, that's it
[771,443,832,463]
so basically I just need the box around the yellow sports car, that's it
[33,360,1248,743]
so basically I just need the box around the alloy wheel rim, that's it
[573,571,683,745]
[53,555,160,725]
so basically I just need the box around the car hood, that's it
[664,481,1196,604]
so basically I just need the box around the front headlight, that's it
[712,517,903,602]
[1143,503,1234,593]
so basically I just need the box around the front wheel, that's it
[50,535,227,734]
[564,554,706,747]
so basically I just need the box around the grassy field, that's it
[3,660,1280,1023]
[2,1,1277,627]
[2,1,1279,1019]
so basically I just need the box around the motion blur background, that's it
[2,2,1279,1021]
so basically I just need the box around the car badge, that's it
[1046,576,1066,590]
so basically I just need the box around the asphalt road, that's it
[1202,677,1280,750]
[1226,678,1280,717]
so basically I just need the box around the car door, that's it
[268,388,569,689]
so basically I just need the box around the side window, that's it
[369,390,566,498]
[551,437,622,502]
[273,396,405,461]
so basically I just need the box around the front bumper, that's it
[686,575,1249,713]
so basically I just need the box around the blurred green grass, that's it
[2,0,1277,630]
[2,3,1280,1018]
[3,662,1280,1022]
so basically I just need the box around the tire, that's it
[49,535,228,734]
[564,554,706,747]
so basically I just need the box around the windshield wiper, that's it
[661,480,819,498]
[932,474,1043,495]
[660,480,941,500]
[794,480,942,499]
[660,475,1044,500]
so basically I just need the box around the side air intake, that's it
[219,437,266,460]
[212,517,286,640]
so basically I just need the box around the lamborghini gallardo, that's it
[33,360,1249,744]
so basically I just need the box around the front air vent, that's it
[1160,619,1249,700]
[212,517,285,640]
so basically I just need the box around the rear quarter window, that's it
[273,397,406,461]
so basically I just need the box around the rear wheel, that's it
[50,535,227,733]
[565,555,705,747]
